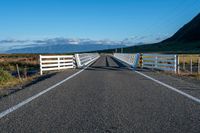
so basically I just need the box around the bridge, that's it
[0,54,200,133]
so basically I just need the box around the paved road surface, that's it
[0,55,200,133]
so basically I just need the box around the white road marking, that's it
[135,71,200,104]
[0,57,99,119]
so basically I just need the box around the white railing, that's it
[39,53,100,75]
[113,53,179,73]
[142,54,178,72]
[40,55,75,75]
[75,53,100,68]
[113,53,140,68]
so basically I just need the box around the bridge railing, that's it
[75,53,100,68]
[39,55,75,75]
[40,53,100,74]
[113,53,140,68]
[142,54,178,73]
[113,53,178,73]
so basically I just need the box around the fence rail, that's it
[75,53,100,68]
[113,53,178,73]
[178,54,200,74]
[40,55,75,75]
[142,54,178,73]
[39,53,185,75]
[113,53,140,68]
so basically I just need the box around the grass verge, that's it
[0,68,38,90]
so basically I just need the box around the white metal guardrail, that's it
[142,54,178,72]
[113,53,140,68]
[75,53,100,68]
[39,53,100,75]
[39,55,75,75]
[113,53,178,73]
[40,53,178,75]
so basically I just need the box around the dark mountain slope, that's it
[163,13,200,42]
[99,13,200,53]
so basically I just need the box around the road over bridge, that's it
[0,55,200,133]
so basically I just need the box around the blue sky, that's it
[0,0,200,49]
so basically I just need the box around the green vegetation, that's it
[0,68,13,85]
[0,68,22,89]
[0,54,40,89]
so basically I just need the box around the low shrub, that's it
[0,68,13,84]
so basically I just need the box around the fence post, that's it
[198,58,200,74]
[177,55,180,74]
[16,64,22,81]
[183,56,186,70]
[174,55,179,74]
[24,66,27,79]
[155,56,158,68]
[190,58,193,74]
[39,55,43,75]
[174,55,177,73]
[58,57,60,70]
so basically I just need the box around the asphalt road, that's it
[0,55,200,133]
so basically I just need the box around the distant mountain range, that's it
[6,43,125,54]
[4,13,200,54]
[3,38,125,53]
[100,13,200,53]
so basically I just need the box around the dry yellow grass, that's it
[0,54,40,90]
[0,78,21,89]
[178,54,200,64]
[0,75,38,90]
[0,57,38,65]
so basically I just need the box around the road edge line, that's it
[0,57,99,119]
[135,71,200,104]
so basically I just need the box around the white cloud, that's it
[0,35,169,52]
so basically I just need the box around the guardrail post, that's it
[132,53,140,69]
[140,53,143,68]
[155,56,158,68]
[198,58,200,74]
[183,56,186,70]
[175,55,177,74]
[58,57,60,70]
[190,58,193,74]
[73,56,76,69]
[75,54,82,68]
[39,55,43,75]
[176,55,180,74]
